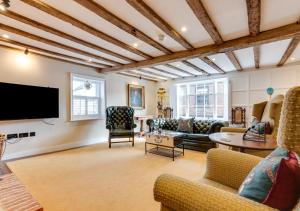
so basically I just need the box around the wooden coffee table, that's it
[209,132,277,153]
[145,131,185,161]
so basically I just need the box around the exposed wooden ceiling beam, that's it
[246,0,261,36]
[151,66,183,77]
[181,60,209,75]
[0,23,116,67]
[0,43,100,69]
[253,46,260,68]
[164,64,193,76]
[20,0,152,59]
[201,57,225,74]
[99,22,300,73]
[126,0,193,50]
[186,0,222,44]
[0,10,134,63]
[129,70,166,80]
[277,37,300,66]
[246,0,261,69]
[225,52,242,71]
[186,0,242,70]
[73,0,171,54]
[0,38,108,68]
[138,68,175,79]
[118,72,158,82]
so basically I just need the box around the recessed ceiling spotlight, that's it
[176,64,180,67]
[133,43,138,48]
[211,58,216,61]
[181,26,187,32]
[158,34,165,42]
[2,34,9,39]
[290,57,296,61]
[87,58,92,62]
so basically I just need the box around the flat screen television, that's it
[0,82,59,120]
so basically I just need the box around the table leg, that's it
[172,148,175,161]
[183,144,185,156]
[145,142,147,154]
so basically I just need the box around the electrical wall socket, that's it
[18,133,29,138]
[7,133,18,140]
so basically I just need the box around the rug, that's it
[7,141,206,211]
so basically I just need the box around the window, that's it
[176,78,228,120]
[70,73,105,121]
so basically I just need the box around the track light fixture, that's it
[0,0,10,11]
[24,48,29,55]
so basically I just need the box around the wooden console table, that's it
[0,162,43,211]
[134,115,153,136]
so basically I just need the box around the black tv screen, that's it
[0,82,59,120]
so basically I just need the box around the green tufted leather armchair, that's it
[106,106,137,148]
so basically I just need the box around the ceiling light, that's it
[2,34,9,39]
[211,58,216,61]
[290,57,296,61]
[0,0,10,11]
[158,34,165,42]
[176,64,181,67]
[181,26,187,32]
[133,43,138,48]
[87,58,92,62]
[24,48,29,55]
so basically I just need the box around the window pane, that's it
[189,84,196,95]
[73,78,99,97]
[205,106,214,118]
[189,106,195,117]
[87,99,99,115]
[217,106,224,118]
[178,106,187,117]
[73,98,86,116]
[197,106,204,118]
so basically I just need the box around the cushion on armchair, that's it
[239,147,300,211]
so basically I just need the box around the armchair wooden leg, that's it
[132,135,134,147]
[109,136,111,148]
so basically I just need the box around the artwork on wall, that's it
[128,84,145,109]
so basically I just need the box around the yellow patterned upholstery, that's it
[154,87,300,211]
[277,87,300,155]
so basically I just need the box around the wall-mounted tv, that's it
[0,82,59,121]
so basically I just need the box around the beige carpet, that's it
[7,140,207,211]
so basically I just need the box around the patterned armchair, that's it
[153,87,300,211]
[106,106,137,148]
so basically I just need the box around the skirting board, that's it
[3,138,106,160]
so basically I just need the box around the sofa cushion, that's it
[110,129,134,136]
[193,120,214,134]
[177,134,210,142]
[176,118,194,133]
[162,119,178,131]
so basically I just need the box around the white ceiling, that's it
[0,0,299,81]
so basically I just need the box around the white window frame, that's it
[176,78,229,121]
[70,73,106,121]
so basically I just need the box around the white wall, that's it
[158,64,300,125]
[0,48,157,160]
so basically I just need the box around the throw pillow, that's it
[263,152,300,211]
[239,147,300,210]
[176,118,194,133]
[238,147,288,202]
